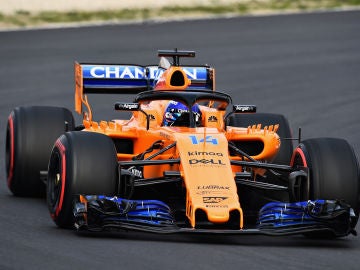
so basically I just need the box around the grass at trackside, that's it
[1,0,360,28]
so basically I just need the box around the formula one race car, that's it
[6,49,360,238]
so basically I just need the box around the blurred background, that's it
[1,0,360,29]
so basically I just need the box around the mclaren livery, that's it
[6,50,359,238]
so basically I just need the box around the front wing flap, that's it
[74,195,176,232]
[74,195,357,237]
[258,200,357,237]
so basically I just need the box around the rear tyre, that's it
[47,131,118,228]
[6,106,74,197]
[291,138,360,213]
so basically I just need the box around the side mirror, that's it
[224,105,257,131]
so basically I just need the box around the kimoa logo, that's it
[188,151,223,156]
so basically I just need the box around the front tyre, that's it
[292,138,360,213]
[47,131,118,228]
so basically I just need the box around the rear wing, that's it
[74,62,215,114]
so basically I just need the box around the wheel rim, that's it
[290,147,307,167]
[291,147,310,201]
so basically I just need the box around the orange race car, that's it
[6,49,359,237]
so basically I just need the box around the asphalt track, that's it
[1,10,360,270]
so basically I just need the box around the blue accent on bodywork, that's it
[79,64,212,91]
[74,196,356,236]
[258,200,357,236]
[74,195,175,229]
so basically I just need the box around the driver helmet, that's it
[163,101,202,126]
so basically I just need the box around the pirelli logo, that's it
[203,197,228,203]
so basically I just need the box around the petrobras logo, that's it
[82,65,207,80]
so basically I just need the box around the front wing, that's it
[74,195,357,237]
